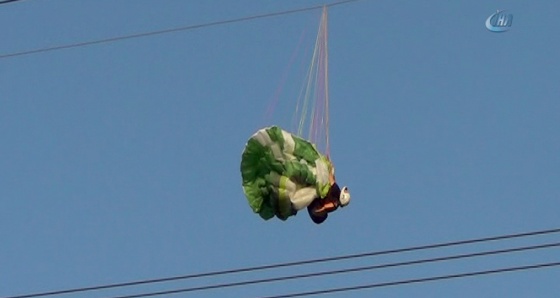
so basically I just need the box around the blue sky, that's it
[1,1,559,297]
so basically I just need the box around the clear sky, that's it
[1,1,559,297]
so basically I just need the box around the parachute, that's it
[240,6,349,222]
[240,126,334,220]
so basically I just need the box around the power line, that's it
[0,0,360,60]
[0,0,26,5]
[259,261,560,298]
[103,242,560,298]
[4,227,560,298]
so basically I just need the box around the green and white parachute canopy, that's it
[240,126,334,221]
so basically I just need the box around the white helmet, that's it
[339,186,350,207]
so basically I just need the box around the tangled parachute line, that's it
[293,6,331,157]
[263,6,331,157]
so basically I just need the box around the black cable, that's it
[0,0,360,59]
[4,227,560,298]
[259,261,560,298]
[0,0,26,4]
[104,242,560,298]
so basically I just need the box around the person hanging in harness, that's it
[306,168,351,224]
[240,126,351,224]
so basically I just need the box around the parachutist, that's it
[307,183,350,224]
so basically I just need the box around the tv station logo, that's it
[486,10,513,32]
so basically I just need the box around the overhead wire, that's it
[0,0,361,60]
[0,0,26,5]
[258,261,560,298]
[4,227,560,298]
[102,242,560,298]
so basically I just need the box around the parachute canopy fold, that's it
[240,126,333,220]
